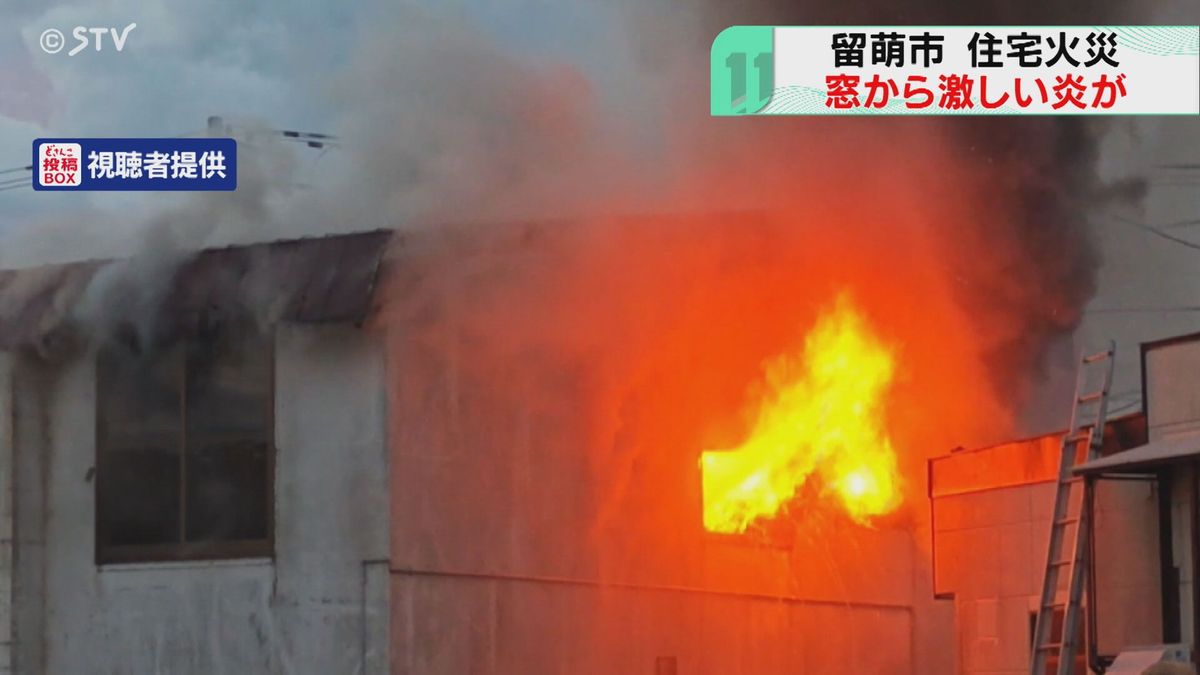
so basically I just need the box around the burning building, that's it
[0,0,1186,672]
[0,205,1178,675]
[0,219,974,674]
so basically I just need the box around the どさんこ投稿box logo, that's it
[38,142,82,186]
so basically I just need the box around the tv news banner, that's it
[711,26,1199,116]
[33,138,236,191]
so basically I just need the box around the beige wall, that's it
[936,482,1054,675]
[1093,479,1164,655]
[391,574,914,674]
[1146,340,1200,440]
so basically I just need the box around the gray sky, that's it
[0,0,630,250]
[1057,113,1200,433]
[0,0,353,242]
[1016,0,1200,433]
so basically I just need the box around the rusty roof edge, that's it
[0,228,396,277]
[0,229,396,349]
[170,228,395,326]
[354,230,395,327]
[286,229,393,325]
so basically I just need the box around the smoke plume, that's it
[0,0,1152,537]
[0,1,1148,412]
[286,10,1164,599]
[0,3,1158,669]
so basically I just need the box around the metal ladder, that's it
[1030,341,1115,675]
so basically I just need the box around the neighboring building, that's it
[931,413,1159,675]
[932,331,1200,674]
[0,228,949,674]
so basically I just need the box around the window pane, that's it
[98,343,182,449]
[184,330,271,545]
[185,440,269,542]
[99,445,181,546]
[185,331,271,439]
[97,343,183,548]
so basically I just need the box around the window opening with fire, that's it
[700,293,903,534]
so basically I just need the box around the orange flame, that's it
[701,294,902,533]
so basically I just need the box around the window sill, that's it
[98,557,273,573]
[96,538,273,566]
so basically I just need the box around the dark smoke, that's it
[661,0,1154,406]
[0,0,1152,429]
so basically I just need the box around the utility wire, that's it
[1108,213,1200,252]
[1086,306,1200,314]
[1160,217,1200,230]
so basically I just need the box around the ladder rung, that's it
[1055,516,1080,526]
[1037,642,1064,651]
[1078,391,1105,403]
[1066,430,1092,443]
[1061,476,1084,485]
[1049,559,1072,567]
[1043,601,1066,610]
[1082,349,1113,363]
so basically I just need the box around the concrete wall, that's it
[385,329,942,675]
[936,482,1056,675]
[1092,479,1165,655]
[932,424,1163,675]
[391,573,913,674]
[934,480,1162,675]
[0,324,389,675]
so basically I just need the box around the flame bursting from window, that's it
[700,294,902,534]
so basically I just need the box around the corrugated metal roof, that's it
[1074,430,1200,475]
[0,229,392,350]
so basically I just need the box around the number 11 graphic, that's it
[711,27,775,116]
[725,52,772,112]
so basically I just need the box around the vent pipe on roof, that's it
[206,116,227,136]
